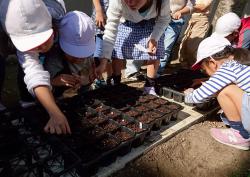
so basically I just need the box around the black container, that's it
[112,127,135,156]
[113,114,134,126]
[126,121,149,147]
[99,119,120,134]
[153,98,169,106]
[155,106,173,124]
[161,87,184,103]
[102,108,122,120]
[96,134,121,167]
[85,109,108,125]
[121,107,142,118]
[133,104,152,113]
[166,102,183,120]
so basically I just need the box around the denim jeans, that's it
[158,18,184,73]
[94,34,103,58]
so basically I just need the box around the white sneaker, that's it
[143,87,157,96]
[19,100,36,108]
[0,102,6,112]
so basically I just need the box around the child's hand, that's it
[148,39,157,55]
[96,10,106,29]
[52,74,80,87]
[184,88,194,95]
[191,78,207,88]
[44,111,71,134]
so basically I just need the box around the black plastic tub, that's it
[126,121,149,147]
[96,134,121,167]
[166,102,183,120]
[99,119,121,134]
[155,106,173,125]
[112,127,135,156]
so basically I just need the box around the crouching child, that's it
[184,36,250,150]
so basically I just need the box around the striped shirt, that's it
[185,60,250,103]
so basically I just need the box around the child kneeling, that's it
[184,36,250,150]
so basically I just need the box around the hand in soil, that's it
[44,113,71,134]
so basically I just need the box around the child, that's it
[0,0,70,134]
[212,12,250,50]
[158,0,194,74]
[178,0,213,68]
[96,0,171,95]
[184,36,250,150]
[43,11,95,97]
[91,0,111,86]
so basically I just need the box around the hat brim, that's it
[59,37,95,58]
[211,32,232,38]
[10,29,53,52]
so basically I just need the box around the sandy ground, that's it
[111,119,250,177]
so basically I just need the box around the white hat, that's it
[192,36,231,70]
[59,11,95,58]
[0,0,53,52]
[212,12,241,38]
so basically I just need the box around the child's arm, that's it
[193,0,212,13]
[172,0,193,20]
[172,6,190,20]
[184,67,237,104]
[17,50,71,134]
[97,0,122,75]
[92,0,106,29]
[34,86,71,134]
[150,0,171,53]
[102,0,122,59]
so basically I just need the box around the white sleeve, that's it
[150,0,171,41]
[17,50,52,96]
[102,0,123,59]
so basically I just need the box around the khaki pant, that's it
[178,14,209,68]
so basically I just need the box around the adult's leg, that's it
[182,16,209,68]
[159,19,184,73]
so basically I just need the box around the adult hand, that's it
[172,11,182,20]
[52,74,80,87]
[96,10,106,29]
[44,111,71,134]
[147,39,157,55]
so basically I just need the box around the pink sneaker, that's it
[210,128,250,150]
[143,87,157,96]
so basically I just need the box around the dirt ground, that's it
[2,58,250,177]
[111,120,250,177]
